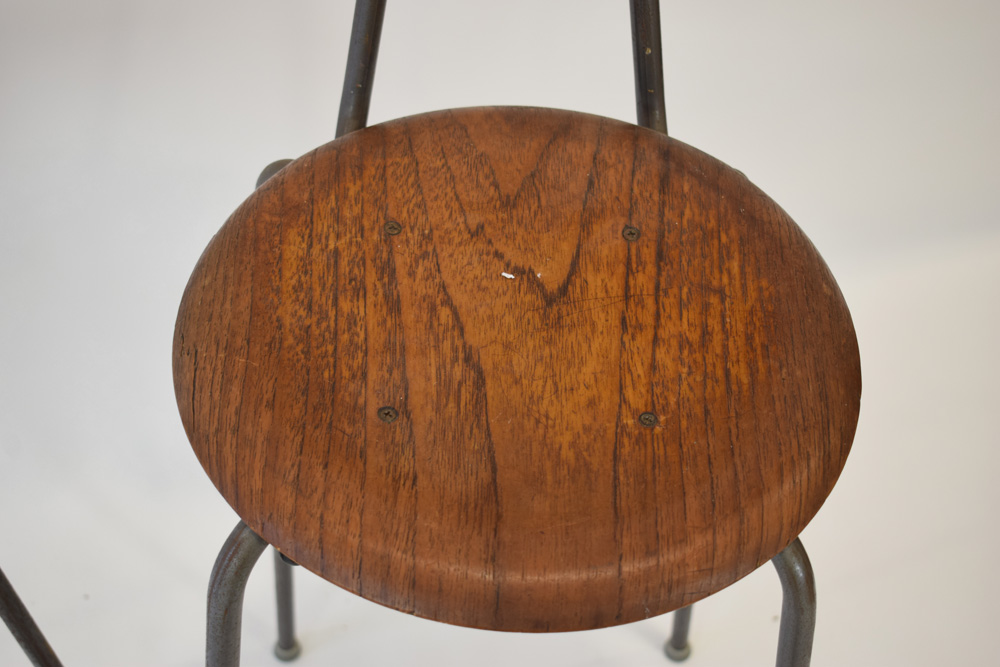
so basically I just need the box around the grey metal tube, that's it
[206,521,268,667]
[771,538,817,667]
[273,550,301,661]
[664,605,692,661]
[336,0,387,138]
[629,0,668,134]
[0,566,64,667]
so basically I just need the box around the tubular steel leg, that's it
[336,0,387,138]
[0,566,63,667]
[273,550,301,661]
[207,521,268,667]
[629,0,668,135]
[664,605,692,661]
[771,538,817,667]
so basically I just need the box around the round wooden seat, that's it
[173,107,860,633]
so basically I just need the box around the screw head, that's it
[377,406,399,423]
[639,412,658,427]
[622,226,641,242]
[384,220,403,235]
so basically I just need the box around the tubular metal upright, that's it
[0,566,64,667]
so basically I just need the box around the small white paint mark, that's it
[501,272,515,280]
[536,272,542,278]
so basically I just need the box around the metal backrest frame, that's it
[335,0,668,139]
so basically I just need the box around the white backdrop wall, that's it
[1,1,998,665]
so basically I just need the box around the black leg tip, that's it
[274,640,302,661]
[664,641,691,662]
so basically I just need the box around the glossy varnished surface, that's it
[173,107,861,632]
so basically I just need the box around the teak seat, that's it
[171,2,861,666]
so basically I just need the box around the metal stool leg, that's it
[630,0,668,134]
[771,538,816,667]
[337,0,387,137]
[273,550,301,661]
[207,521,268,667]
[664,605,692,661]
[0,566,64,667]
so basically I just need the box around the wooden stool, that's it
[173,2,861,665]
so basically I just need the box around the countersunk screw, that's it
[639,412,658,427]
[384,220,403,235]
[377,406,399,423]
[622,226,641,242]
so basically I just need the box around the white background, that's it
[1,1,998,665]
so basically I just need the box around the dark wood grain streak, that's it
[173,107,861,632]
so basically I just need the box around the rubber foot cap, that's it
[274,640,302,661]
[664,641,691,662]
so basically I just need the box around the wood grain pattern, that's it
[173,107,861,632]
